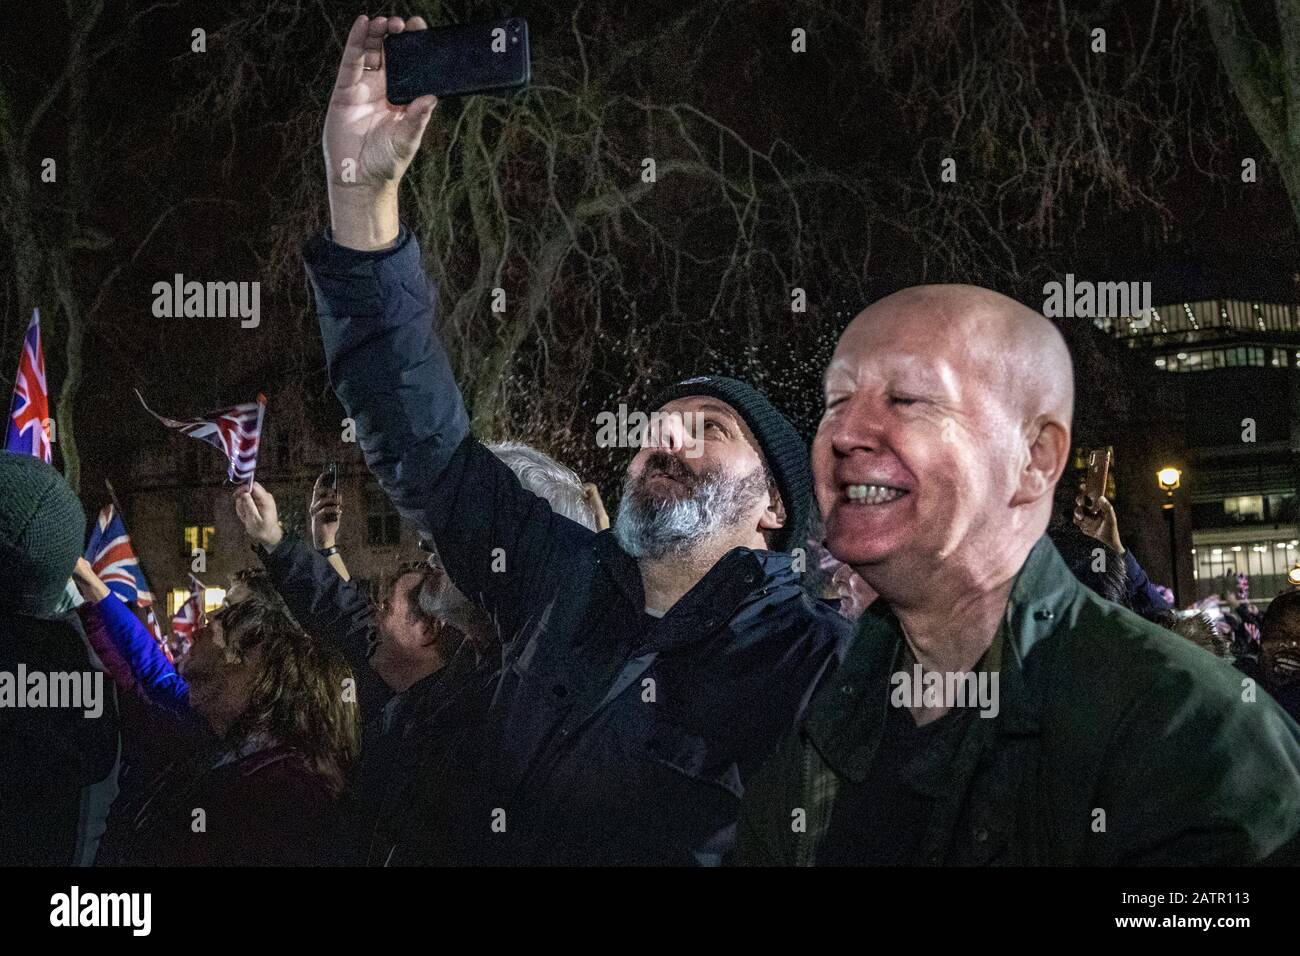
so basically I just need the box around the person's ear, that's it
[1012,416,1070,507]
[417,619,442,650]
[758,485,787,532]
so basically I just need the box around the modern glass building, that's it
[1098,299,1300,602]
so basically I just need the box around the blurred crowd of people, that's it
[8,429,1295,867]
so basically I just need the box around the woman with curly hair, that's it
[75,563,360,865]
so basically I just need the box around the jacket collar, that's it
[805,535,1080,781]
[593,530,796,650]
[384,641,488,733]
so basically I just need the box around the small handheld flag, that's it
[145,607,174,663]
[5,308,51,463]
[170,575,205,651]
[85,504,155,607]
[136,390,267,486]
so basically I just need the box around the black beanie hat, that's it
[0,452,85,616]
[650,375,810,554]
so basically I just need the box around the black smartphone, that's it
[324,462,338,491]
[384,18,531,104]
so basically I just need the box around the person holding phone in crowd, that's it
[301,13,848,865]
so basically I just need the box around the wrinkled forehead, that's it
[824,348,962,399]
[825,305,1002,396]
[382,569,428,611]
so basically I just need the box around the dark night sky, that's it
[2,0,1298,498]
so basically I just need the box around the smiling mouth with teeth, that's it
[845,484,908,504]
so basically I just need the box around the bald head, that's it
[845,284,1073,426]
[813,283,1074,602]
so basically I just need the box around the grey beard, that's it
[614,464,768,560]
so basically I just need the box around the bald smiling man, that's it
[737,285,1300,866]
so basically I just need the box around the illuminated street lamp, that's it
[1157,465,1183,606]
[1288,565,1300,588]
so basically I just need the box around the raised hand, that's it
[1074,493,1123,554]
[72,557,112,602]
[324,14,438,249]
[310,473,344,550]
[234,482,284,551]
[582,482,610,531]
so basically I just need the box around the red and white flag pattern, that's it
[4,309,51,463]
[136,390,267,484]
[146,607,174,663]
[170,575,205,651]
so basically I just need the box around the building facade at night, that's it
[1099,300,1300,604]
[118,427,423,619]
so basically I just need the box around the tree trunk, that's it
[54,273,83,491]
[1201,0,1300,231]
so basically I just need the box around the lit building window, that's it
[1223,496,1265,522]
[1192,534,1300,600]
[168,586,225,616]
[183,525,215,556]
[1153,346,1287,372]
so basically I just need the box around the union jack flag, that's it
[170,575,205,651]
[85,504,155,607]
[136,390,267,485]
[145,607,174,663]
[4,309,51,463]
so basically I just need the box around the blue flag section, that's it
[85,504,154,607]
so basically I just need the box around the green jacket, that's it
[736,537,1300,865]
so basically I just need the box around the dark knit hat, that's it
[651,375,810,554]
[0,452,85,616]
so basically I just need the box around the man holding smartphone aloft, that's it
[304,14,847,864]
